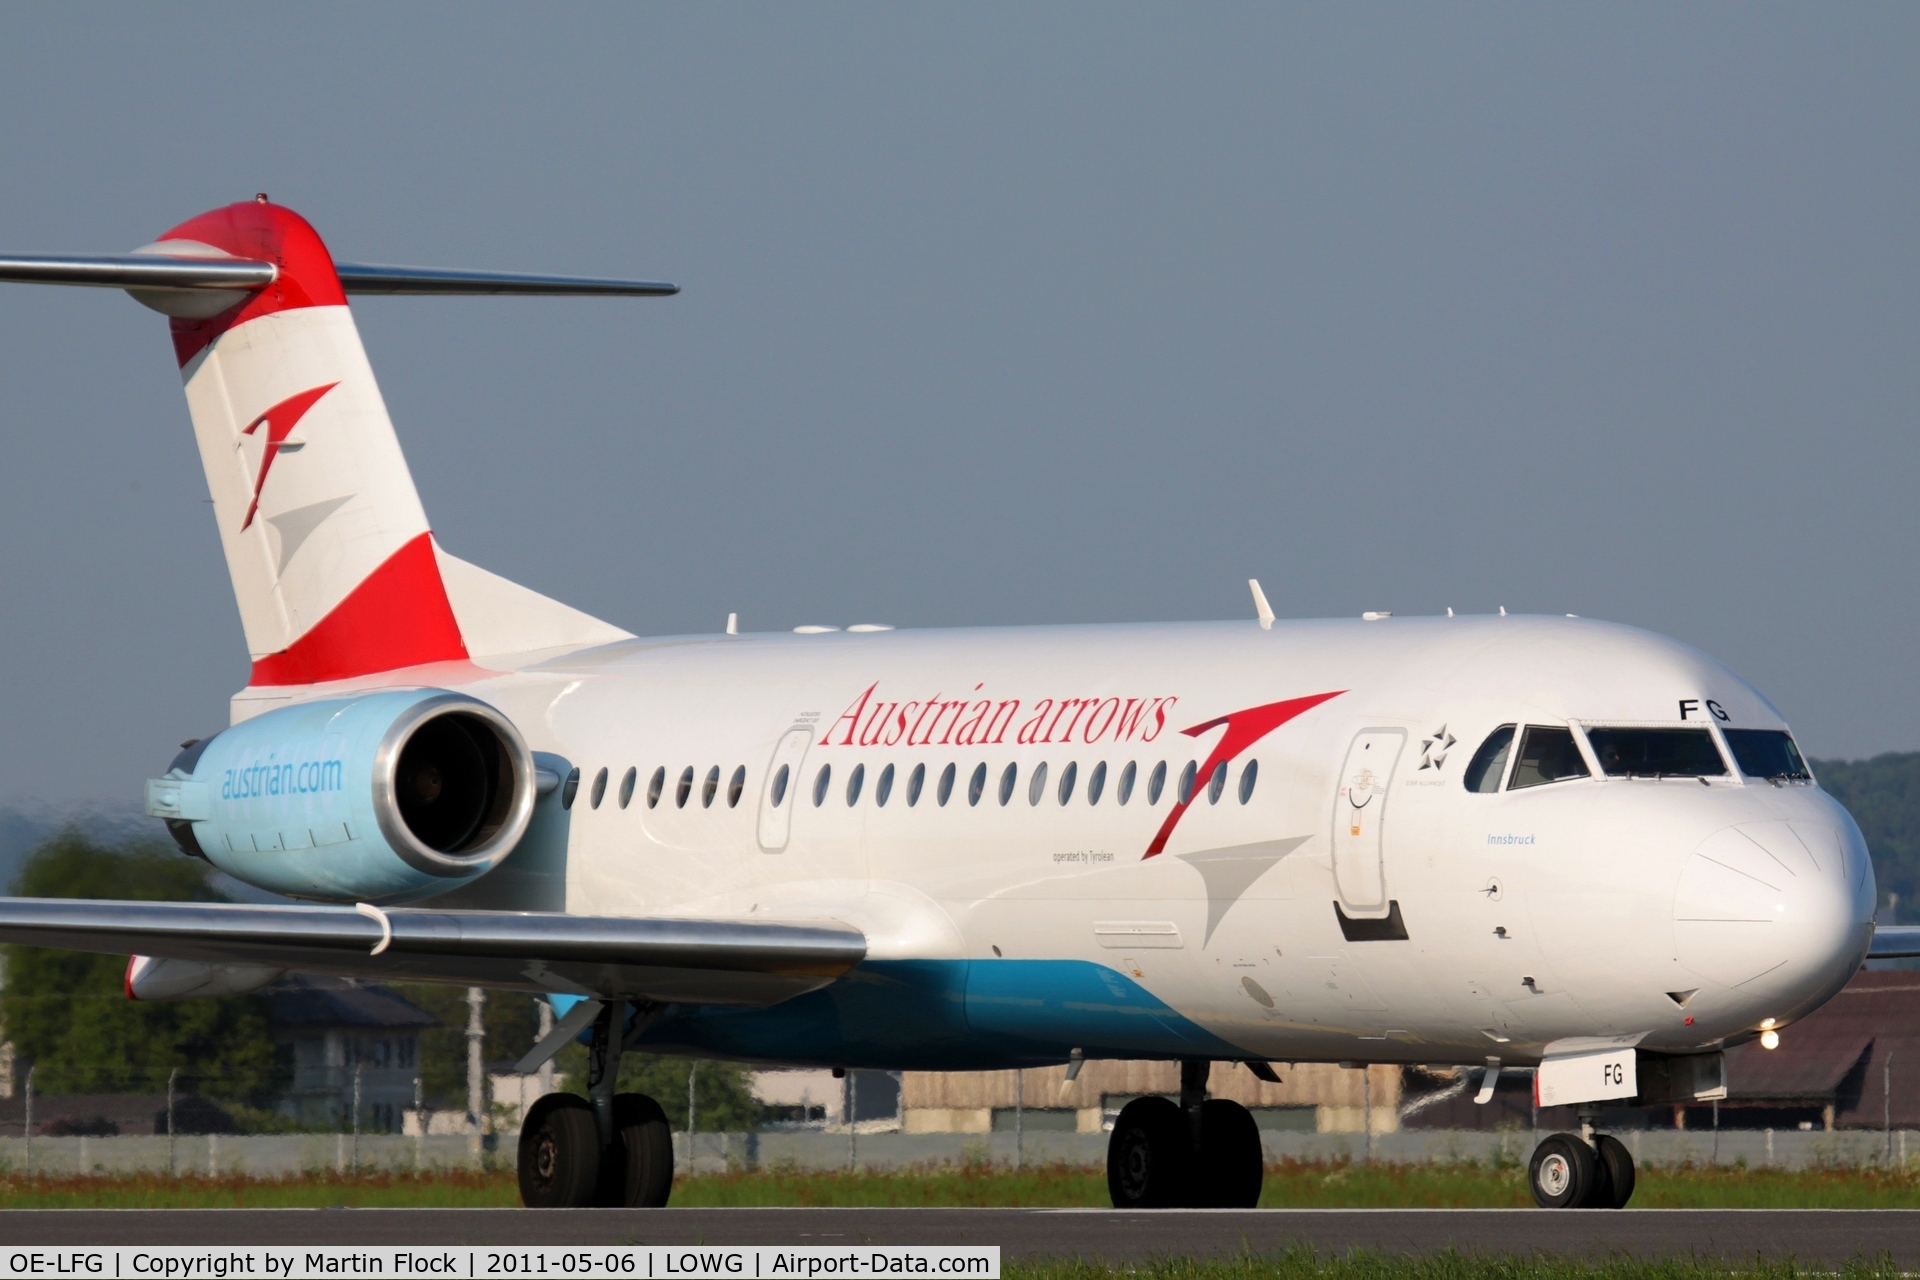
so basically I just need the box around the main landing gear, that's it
[1528,1107,1635,1209]
[518,1003,674,1208]
[1107,1059,1264,1208]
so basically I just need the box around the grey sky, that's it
[0,6,1914,808]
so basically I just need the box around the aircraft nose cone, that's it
[1673,819,1870,1000]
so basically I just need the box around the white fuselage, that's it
[394,610,1873,1069]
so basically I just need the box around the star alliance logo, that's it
[1419,724,1456,770]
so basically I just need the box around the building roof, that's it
[261,975,437,1032]
[1725,969,1920,1127]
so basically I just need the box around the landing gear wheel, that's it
[1528,1132,1598,1209]
[1197,1099,1263,1208]
[594,1092,676,1207]
[518,1093,600,1208]
[1593,1134,1635,1208]
[1107,1096,1190,1208]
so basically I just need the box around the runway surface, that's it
[2,1208,1917,1263]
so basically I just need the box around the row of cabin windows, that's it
[566,765,751,810]
[775,758,1258,810]
[562,758,1261,812]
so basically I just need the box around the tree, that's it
[1,829,278,1103]
[1814,752,1920,914]
[553,1040,762,1131]
[392,983,544,1110]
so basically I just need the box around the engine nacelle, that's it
[125,955,285,1001]
[146,688,536,903]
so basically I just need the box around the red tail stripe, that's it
[160,202,349,367]
[249,533,468,686]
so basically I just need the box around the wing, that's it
[1870,924,1920,960]
[0,898,863,1006]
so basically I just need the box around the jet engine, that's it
[146,688,536,903]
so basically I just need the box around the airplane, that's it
[0,197,1912,1212]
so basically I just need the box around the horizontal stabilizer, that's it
[0,897,864,1007]
[334,263,677,296]
[0,253,676,299]
[1870,924,1920,959]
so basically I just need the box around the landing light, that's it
[1761,1030,1781,1050]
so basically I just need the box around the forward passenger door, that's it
[1332,728,1406,914]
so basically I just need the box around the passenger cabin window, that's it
[846,763,865,806]
[1177,761,1197,805]
[998,763,1018,806]
[1117,761,1137,805]
[1508,726,1591,790]
[876,763,895,807]
[938,762,957,806]
[676,766,694,808]
[1058,761,1078,805]
[617,767,637,809]
[1087,761,1107,805]
[907,763,926,806]
[1147,761,1167,804]
[967,763,987,806]
[1028,762,1049,806]
[590,767,609,809]
[813,764,832,806]
[561,767,580,809]
[1586,727,1727,778]
[702,765,720,808]
[646,766,665,809]
[1239,759,1258,804]
[1463,726,1515,793]
[727,765,746,807]
[1724,729,1812,781]
[770,764,790,808]
[1207,761,1227,804]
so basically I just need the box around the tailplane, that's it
[0,199,669,692]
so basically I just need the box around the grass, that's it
[1,1158,1919,1209]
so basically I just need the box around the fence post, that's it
[536,1000,555,1097]
[352,1062,363,1172]
[1014,1069,1024,1171]
[466,987,486,1165]
[847,1072,858,1172]
[22,1063,33,1181]
[1885,1053,1894,1164]
[1362,1067,1373,1166]
[167,1067,178,1177]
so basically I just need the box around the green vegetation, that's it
[0,830,279,1103]
[3,1159,1920,1210]
[1814,752,1920,912]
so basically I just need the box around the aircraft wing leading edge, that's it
[1869,924,1920,960]
[0,898,865,1006]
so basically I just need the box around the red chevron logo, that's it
[240,382,339,530]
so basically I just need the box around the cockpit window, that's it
[1508,726,1591,790]
[1463,726,1515,794]
[1585,727,1728,778]
[1724,729,1811,781]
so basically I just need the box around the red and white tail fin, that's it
[164,202,467,686]
[0,199,669,693]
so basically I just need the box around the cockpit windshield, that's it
[1723,729,1812,781]
[1584,727,1728,778]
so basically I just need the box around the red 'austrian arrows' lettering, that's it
[817,684,1182,749]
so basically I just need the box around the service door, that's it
[1332,728,1405,913]
[757,728,814,853]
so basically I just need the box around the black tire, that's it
[594,1092,676,1207]
[1196,1099,1263,1208]
[518,1093,600,1208]
[1528,1132,1598,1209]
[1593,1134,1635,1208]
[1107,1096,1190,1208]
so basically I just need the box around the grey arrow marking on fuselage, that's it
[1179,835,1311,945]
[267,494,353,574]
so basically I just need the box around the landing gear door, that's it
[1333,728,1405,914]
[757,728,813,853]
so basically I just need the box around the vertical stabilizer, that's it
[159,201,467,686]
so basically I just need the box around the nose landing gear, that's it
[1526,1107,1635,1208]
[1106,1059,1265,1208]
